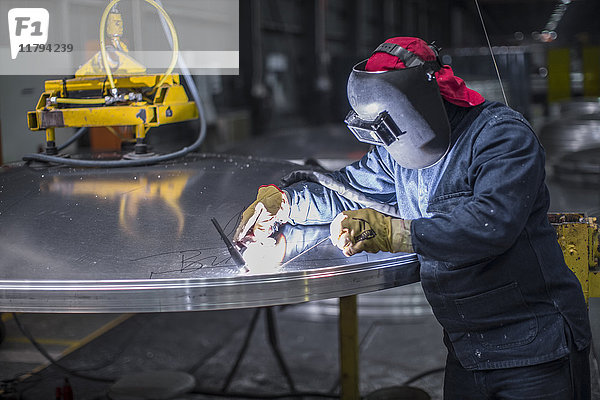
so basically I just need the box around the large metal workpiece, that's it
[0,153,419,313]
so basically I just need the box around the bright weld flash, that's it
[242,236,286,275]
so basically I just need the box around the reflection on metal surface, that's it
[279,236,329,269]
[45,174,190,237]
[286,283,432,320]
[243,237,286,274]
[0,154,420,313]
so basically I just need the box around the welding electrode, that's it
[211,218,246,267]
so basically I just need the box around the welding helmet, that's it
[345,41,451,169]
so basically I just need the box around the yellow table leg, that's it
[134,124,147,154]
[134,124,146,140]
[339,295,359,400]
[45,127,58,154]
[45,127,56,143]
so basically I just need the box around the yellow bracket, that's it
[550,213,600,303]
[27,76,197,144]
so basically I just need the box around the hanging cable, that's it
[474,0,509,106]
[57,127,88,151]
[154,0,205,146]
[100,0,179,94]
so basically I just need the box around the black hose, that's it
[57,127,88,151]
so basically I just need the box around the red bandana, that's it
[365,37,485,107]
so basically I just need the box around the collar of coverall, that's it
[365,37,485,108]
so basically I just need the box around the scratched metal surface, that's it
[0,153,419,313]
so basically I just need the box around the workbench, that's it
[0,153,420,399]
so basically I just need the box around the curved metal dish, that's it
[553,148,600,185]
[0,154,419,313]
[556,97,600,116]
[539,113,600,164]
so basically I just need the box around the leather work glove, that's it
[234,185,290,244]
[329,208,413,257]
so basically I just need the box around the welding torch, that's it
[211,218,246,268]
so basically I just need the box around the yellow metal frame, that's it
[27,74,198,147]
[25,1,192,155]
[551,213,600,302]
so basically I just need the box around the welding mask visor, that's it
[345,60,450,169]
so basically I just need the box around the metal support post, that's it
[134,124,147,154]
[339,295,359,400]
[45,127,58,155]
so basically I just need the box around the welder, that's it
[235,37,591,399]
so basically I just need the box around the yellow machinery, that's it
[26,1,198,158]
[44,173,190,237]
[551,213,600,303]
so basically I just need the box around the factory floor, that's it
[1,285,600,400]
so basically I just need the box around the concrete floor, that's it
[1,284,599,399]
[0,285,446,399]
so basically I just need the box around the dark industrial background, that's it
[1,0,600,399]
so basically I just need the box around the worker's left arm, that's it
[410,115,547,265]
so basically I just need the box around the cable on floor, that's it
[190,388,339,399]
[11,313,116,384]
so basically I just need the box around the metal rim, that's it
[0,254,419,313]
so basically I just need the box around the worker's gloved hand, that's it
[234,184,290,244]
[329,208,413,257]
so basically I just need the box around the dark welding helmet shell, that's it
[347,60,451,169]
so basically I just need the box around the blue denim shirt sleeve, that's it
[411,114,546,265]
[285,146,397,225]
[330,146,398,206]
